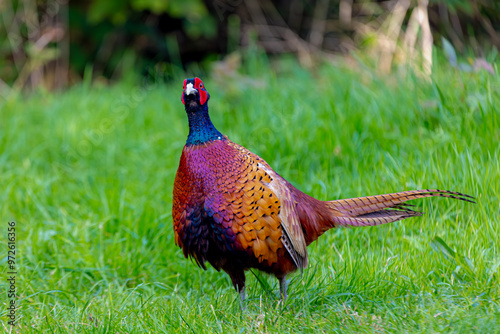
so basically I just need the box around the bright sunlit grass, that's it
[1,56,499,332]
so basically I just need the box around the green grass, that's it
[1,56,499,333]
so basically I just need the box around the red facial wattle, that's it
[194,77,208,105]
[181,77,207,106]
[181,79,187,105]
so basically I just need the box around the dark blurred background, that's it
[0,0,498,90]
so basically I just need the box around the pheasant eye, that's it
[199,83,203,88]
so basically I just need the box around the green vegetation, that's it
[3,0,499,89]
[1,56,499,332]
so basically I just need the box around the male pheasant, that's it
[172,77,474,301]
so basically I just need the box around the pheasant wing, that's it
[216,141,308,269]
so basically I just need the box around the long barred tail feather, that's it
[327,189,475,228]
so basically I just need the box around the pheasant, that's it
[172,77,474,301]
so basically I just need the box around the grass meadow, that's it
[1,55,499,332]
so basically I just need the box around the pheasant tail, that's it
[301,189,475,244]
[326,189,474,228]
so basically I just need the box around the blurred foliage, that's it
[85,0,216,35]
[68,0,217,78]
[0,0,499,91]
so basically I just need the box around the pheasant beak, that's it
[185,83,197,96]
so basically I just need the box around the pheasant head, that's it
[181,77,222,146]
[182,77,210,109]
